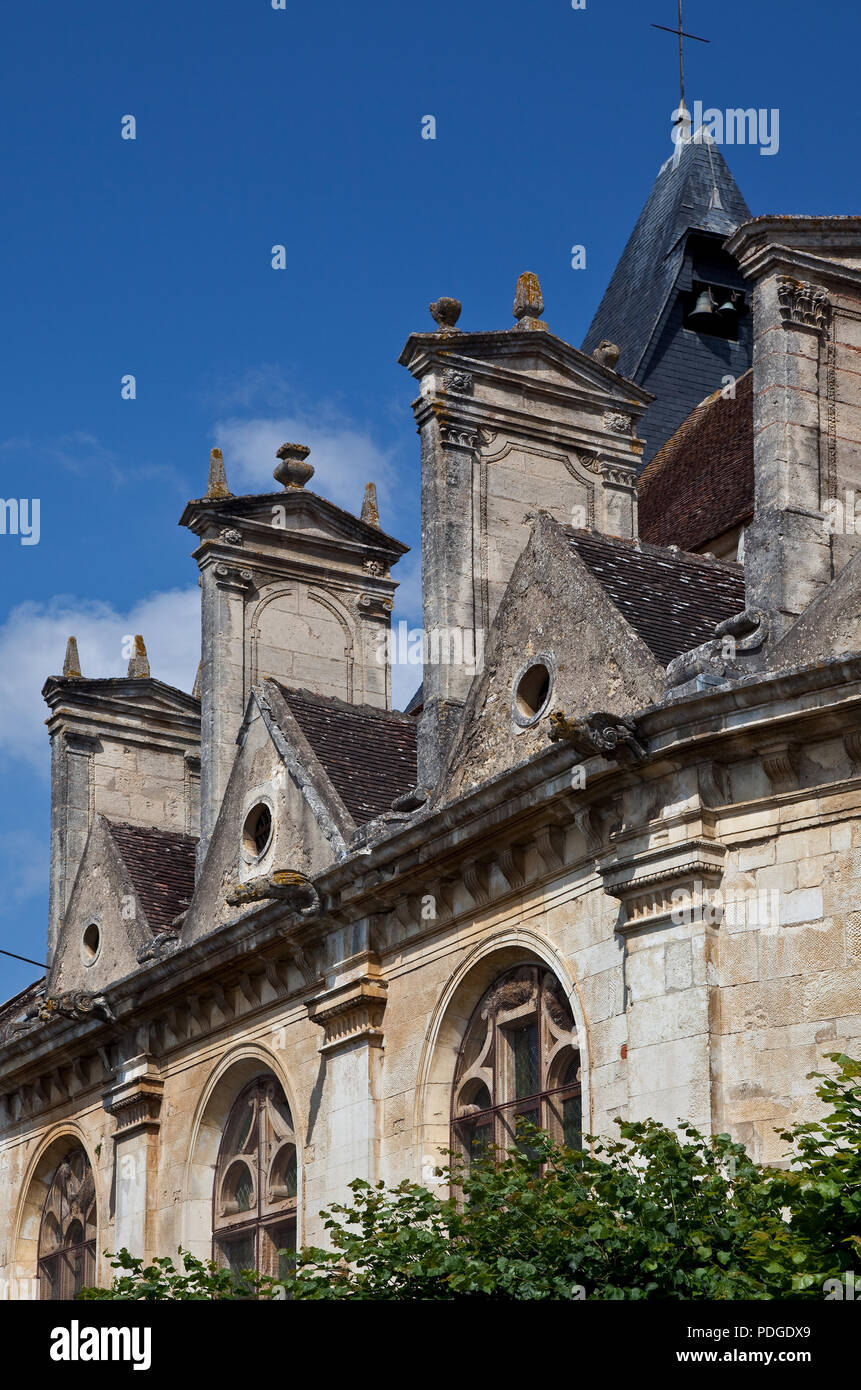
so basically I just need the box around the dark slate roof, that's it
[276,686,418,824]
[403,682,424,716]
[107,822,198,931]
[582,139,751,381]
[639,370,753,551]
[565,528,746,668]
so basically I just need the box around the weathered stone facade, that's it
[3,163,861,1299]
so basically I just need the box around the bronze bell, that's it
[688,288,720,327]
[716,290,742,319]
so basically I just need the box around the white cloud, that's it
[0,588,200,772]
[214,416,399,521]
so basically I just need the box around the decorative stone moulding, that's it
[759,741,798,794]
[600,837,727,934]
[214,564,254,591]
[103,1059,164,1135]
[776,276,831,334]
[357,592,394,615]
[843,729,861,772]
[442,369,474,394]
[438,421,482,450]
[308,976,388,1055]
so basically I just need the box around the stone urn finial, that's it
[429,297,462,331]
[274,442,314,490]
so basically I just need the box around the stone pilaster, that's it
[305,929,386,1213]
[197,561,254,863]
[47,731,96,965]
[103,1055,164,1263]
[726,217,861,642]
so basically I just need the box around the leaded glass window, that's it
[213,1076,297,1278]
[452,965,582,1161]
[37,1149,97,1300]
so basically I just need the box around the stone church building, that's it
[2,131,861,1298]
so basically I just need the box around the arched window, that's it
[37,1149,97,1300]
[452,965,582,1162]
[213,1076,298,1280]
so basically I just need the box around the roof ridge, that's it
[563,526,743,572]
[274,683,417,724]
[106,819,198,844]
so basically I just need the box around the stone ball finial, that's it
[593,340,621,370]
[274,442,314,490]
[512,272,547,330]
[429,297,462,330]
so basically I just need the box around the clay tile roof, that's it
[638,370,753,552]
[276,686,417,824]
[0,977,45,1029]
[566,529,746,668]
[106,822,198,932]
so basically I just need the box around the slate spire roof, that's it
[582,137,752,383]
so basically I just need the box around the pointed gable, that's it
[440,514,666,803]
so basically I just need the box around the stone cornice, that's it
[725,219,861,293]
[180,490,408,557]
[399,329,653,406]
[410,390,648,456]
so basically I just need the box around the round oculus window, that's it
[513,660,554,725]
[242,803,273,859]
[81,922,101,965]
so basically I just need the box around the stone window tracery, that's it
[452,965,582,1162]
[37,1148,97,1300]
[213,1076,297,1280]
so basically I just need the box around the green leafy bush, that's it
[82,1053,861,1301]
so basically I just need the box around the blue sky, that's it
[1,0,858,998]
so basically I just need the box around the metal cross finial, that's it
[651,1,709,110]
